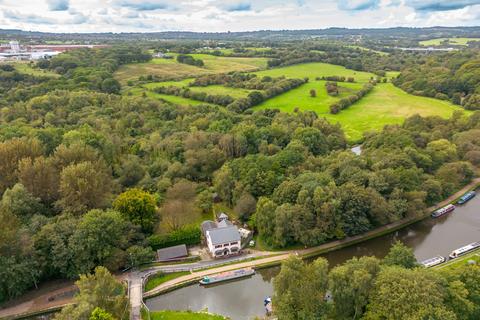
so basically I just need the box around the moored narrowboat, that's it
[199,267,255,285]
[431,204,455,218]
[420,255,446,268]
[457,191,476,205]
[449,242,480,259]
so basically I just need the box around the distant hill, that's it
[2,26,480,42]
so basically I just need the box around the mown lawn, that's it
[147,310,226,320]
[435,249,480,271]
[253,62,374,83]
[144,272,189,292]
[419,37,480,46]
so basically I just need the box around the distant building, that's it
[201,213,241,258]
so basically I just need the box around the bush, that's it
[148,225,201,250]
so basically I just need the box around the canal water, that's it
[146,194,480,320]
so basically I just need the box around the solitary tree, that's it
[310,89,317,97]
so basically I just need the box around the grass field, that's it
[147,310,226,320]
[144,272,189,292]
[323,83,467,141]
[419,37,480,46]
[253,80,363,113]
[253,62,374,83]
[256,82,467,141]
[128,87,212,106]
[347,45,389,56]
[115,54,268,85]
[13,62,60,78]
[189,85,254,99]
[143,78,195,89]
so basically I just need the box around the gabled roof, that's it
[218,212,228,220]
[156,244,188,262]
[207,226,240,245]
[217,219,232,228]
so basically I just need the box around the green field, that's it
[347,45,389,56]
[253,62,374,83]
[253,80,363,113]
[256,82,467,141]
[144,271,189,292]
[190,85,254,99]
[13,62,60,78]
[147,310,226,320]
[419,37,480,46]
[115,54,268,85]
[143,78,195,89]
[128,87,212,106]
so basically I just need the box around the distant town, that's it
[0,40,108,61]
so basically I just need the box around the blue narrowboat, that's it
[457,191,476,205]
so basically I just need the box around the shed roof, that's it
[207,226,241,245]
[156,244,188,262]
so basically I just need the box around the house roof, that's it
[217,219,232,228]
[201,220,216,235]
[156,244,188,262]
[218,212,228,220]
[207,226,241,245]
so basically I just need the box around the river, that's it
[146,194,480,320]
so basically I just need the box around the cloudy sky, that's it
[1,0,480,33]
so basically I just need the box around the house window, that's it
[223,243,229,247]
[230,242,238,246]
[215,245,222,248]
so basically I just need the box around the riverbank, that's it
[144,178,480,298]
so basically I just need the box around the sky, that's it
[0,0,480,33]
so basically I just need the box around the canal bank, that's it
[145,180,480,320]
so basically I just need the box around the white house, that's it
[201,216,241,258]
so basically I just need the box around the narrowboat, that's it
[449,242,480,259]
[431,204,455,218]
[199,267,255,285]
[420,255,446,268]
[457,191,476,205]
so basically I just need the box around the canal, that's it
[146,194,480,320]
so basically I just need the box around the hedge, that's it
[148,225,202,250]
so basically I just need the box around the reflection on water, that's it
[146,195,480,320]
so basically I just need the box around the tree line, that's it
[274,241,480,320]
[329,82,376,114]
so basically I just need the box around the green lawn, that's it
[419,37,480,46]
[256,82,467,142]
[435,249,480,271]
[144,272,189,292]
[253,62,374,83]
[147,310,226,320]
